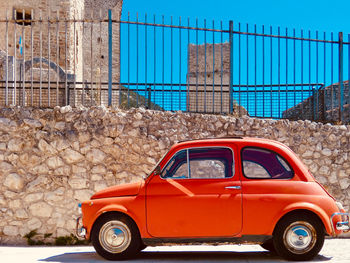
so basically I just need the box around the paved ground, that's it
[0,239,349,263]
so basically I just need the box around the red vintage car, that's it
[76,137,349,261]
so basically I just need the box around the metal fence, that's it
[0,9,349,123]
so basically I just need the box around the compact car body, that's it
[76,137,349,261]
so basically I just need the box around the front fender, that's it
[85,204,130,239]
[271,202,332,235]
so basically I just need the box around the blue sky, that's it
[122,0,350,34]
[119,0,349,116]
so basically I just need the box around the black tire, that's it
[260,239,276,253]
[91,213,141,260]
[273,213,325,261]
[139,243,147,251]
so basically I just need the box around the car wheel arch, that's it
[90,210,141,241]
[273,209,326,236]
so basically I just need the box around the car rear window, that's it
[242,147,294,179]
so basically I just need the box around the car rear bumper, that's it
[330,212,350,235]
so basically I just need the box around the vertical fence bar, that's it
[212,20,215,113]
[301,29,304,117]
[293,29,296,111]
[179,17,182,111]
[14,11,17,105]
[285,28,288,114]
[262,25,265,117]
[91,11,94,106]
[73,11,76,106]
[254,24,257,116]
[204,19,207,112]
[136,13,139,106]
[238,23,241,116]
[31,10,33,106]
[145,14,148,107]
[127,12,130,107]
[309,30,312,119]
[56,11,59,106]
[187,17,190,111]
[246,23,249,115]
[270,26,273,117]
[48,12,51,107]
[348,34,350,120]
[170,16,173,111]
[153,14,156,110]
[229,20,233,114]
[338,32,344,123]
[5,9,9,106]
[316,31,319,121]
[278,26,280,118]
[162,15,164,109]
[108,9,112,106]
[195,18,198,112]
[39,11,42,107]
[331,32,334,120]
[5,10,8,106]
[221,21,224,114]
[22,9,25,106]
[98,10,102,105]
[119,12,122,107]
[65,15,68,105]
[324,32,326,120]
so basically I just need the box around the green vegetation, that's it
[24,230,89,246]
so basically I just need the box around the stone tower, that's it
[0,0,123,107]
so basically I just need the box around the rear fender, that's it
[271,202,332,235]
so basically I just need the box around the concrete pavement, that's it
[0,239,349,263]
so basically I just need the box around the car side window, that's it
[161,147,234,179]
[161,150,188,179]
[242,147,294,179]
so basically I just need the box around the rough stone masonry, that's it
[0,106,349,244]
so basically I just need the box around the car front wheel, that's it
[91,214,141,260]
[273,214,325,261]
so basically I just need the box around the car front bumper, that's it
[76,216,87,238]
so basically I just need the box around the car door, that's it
[146,146,242,238]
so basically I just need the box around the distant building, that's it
[0,0,123,106]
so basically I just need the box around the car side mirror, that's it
[154,165,161,176]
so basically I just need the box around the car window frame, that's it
[160,146,235,180]
[241,146,295,180]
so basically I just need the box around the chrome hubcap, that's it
[283,221,316,254]
[99,220,131,254]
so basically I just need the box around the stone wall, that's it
[0,106,349,244]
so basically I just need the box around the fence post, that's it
[108,9,112,107]
[338,32,344,123]
[229,20,233,114]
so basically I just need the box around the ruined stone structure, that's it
[0,106,349,244]
[282,82,350,124]
[187,43,247,115]
[187,43,231,113]
[0,0,122,107]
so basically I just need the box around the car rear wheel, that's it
[91,214,141,260]
[273,214,324,261]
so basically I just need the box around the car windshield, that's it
[145,150,169,179]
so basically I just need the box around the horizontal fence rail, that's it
[0,9,349,123]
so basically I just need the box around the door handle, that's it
[225,185,241,190]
